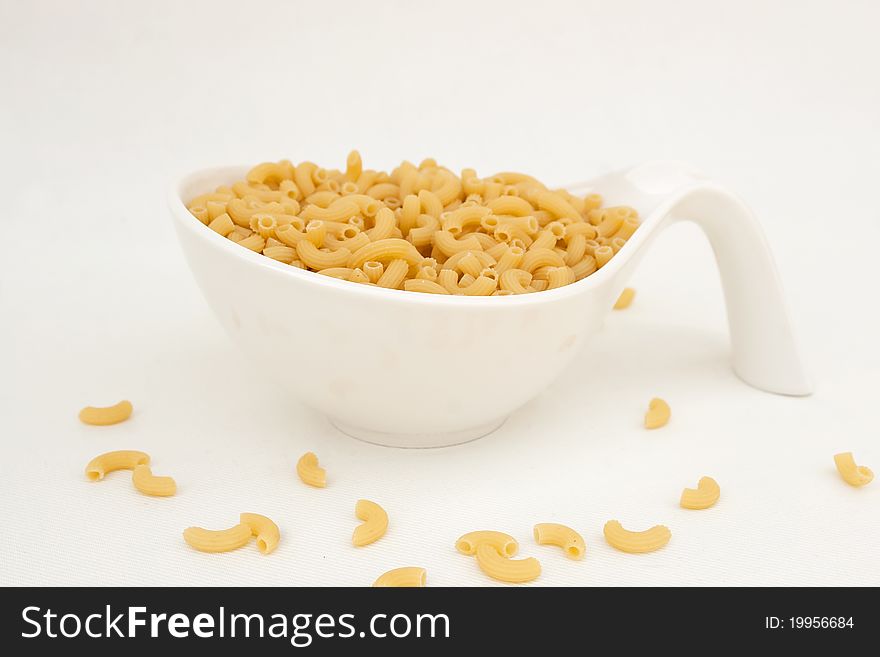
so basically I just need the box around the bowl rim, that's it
[168,165,635,308]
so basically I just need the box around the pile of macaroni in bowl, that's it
[186,152,640,296]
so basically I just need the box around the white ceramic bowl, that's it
[169,162,810,447]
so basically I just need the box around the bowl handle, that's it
[621,164,812,396]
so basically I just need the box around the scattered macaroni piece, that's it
[603,520,671,554]
[455,531,519,557]
[186,152,641,296]
[183,523,253,554]
[78,400,133,426]
[533,523,586,560]
[679,476,720,510]
[352,499,388,547]
[474,544,541,583]
[644,397,671,429]
[373,567,427,588]
[240,513,281,554]
[834,452,874,487]
[296,451,326,488]
[85,450,150,481]
[613,287,636,309]
[131,464,177,497]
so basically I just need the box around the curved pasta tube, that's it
[679,476,720,509]
[183,523,253,553]
[240,513,281,554]
[372,567,427,588]
[296,452,326,488]
[533,523,586,560]
[353,499,388,547]
[85,450,150,481]
[131,464,176,497]
[613,287,636,309]
[644,397,671,429]
[475,544,541,583]
[455,531,518,557]
[603,520,671,554]
[834,452,874,487]
[348,238,423,268]
[78,400,133,426]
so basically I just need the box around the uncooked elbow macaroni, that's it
[240,513,281,554]
[603,520,671,554]
[85,450,150,481]
[474,544,541,583]
[373,567,427,587]
[613,287,636,309]
[131,464,177,497]
[533,523,586,560]
[187,152,640,295]
[680,476,720,509]
[352,499,388,547]
[78,400,133,426]
[833,452,874,487]
[183,523,253,554]
[296,451,327,488]
[644,397,671,429]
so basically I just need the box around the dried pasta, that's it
[183,523,253,554]
[131,464,177,497]
[613,287,636,310]
[296,452,326,488]
[78,400,133,426]
[644,397,671,429]
[352,499,388,547]
[474,544,541,583]
[187,152,640,295]
[373,567,427,588]
[533,523,586,560]
[85,450,150,481]
[680,476,720,509]
[455,531,518,557]
[833,452,874,487]
[240,513,281,554]
[603,520,671,554]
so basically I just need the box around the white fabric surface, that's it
[1,0,878,586]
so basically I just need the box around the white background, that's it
[1,0,878,586]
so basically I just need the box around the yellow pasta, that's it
[613,287,636,309]
[78,400,133,426]
[183,523,253,554]
[833,452,874,487]
[85,450,150,481]
[373,567,427,587]
[455,531,518,557]
[296,451,326,488]
[603,520,671,554]
[680,476,721,509]
[240,512,280,554]
[475,544,541,583]
[352,499,388,547]
[189,152,639,295]
[533,523,586,560]
[131,464,177,497]
[644,397,671,429]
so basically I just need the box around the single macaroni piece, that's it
[131,464,177,497]
[603,520,671,554]
[533,523,586,560]
[474,544,541,583]
[183,523,253,554]
[833,452,874,487]
[455,531,518,557]
[296,451,327,488]
[372,567,427,588]
[613,287,636,310]
[78,400,133,426]
[679,476,720,509]
[187,152,639,295]
[85,450,150,481]
[240,512,281,554]
[353,499,388,547]
[644,397,671,429]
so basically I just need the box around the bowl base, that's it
[329,416,507,448]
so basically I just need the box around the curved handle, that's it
[615,164,812,396]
